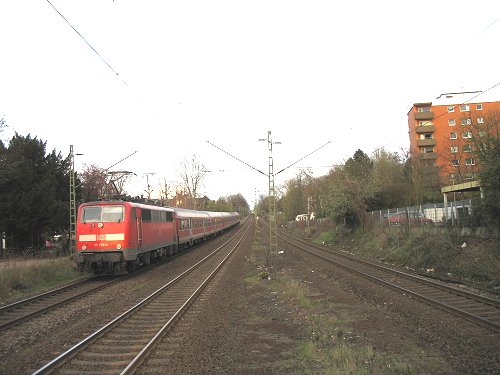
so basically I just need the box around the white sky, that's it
[1,1,499,207]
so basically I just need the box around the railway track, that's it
[0,275,124,332]
[0,238,214,334]
[32,219,251,375]
[278,229,500,334]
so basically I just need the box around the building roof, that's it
[412,90,500,107]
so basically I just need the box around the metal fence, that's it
[369,198,480,228]
[0,243,68,259]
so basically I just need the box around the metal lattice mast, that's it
[267,131,278,262]
[69,145,77,253]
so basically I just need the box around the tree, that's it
[470,110,500,227]
[79,164,108,202]
[158,178,175,204]
[0,133,69,252]
[226,193,250,214]
[371,148,407,209]
[403,150,440,206]
[179,154,206,209]
[281,173,306,221]
[321,149,377,229]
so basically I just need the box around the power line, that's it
[275,140,331,176]
[479,17,500,35]
[105,150,138,171]
[45,0,128,87]
[206,141,267,177]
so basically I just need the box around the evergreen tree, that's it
[0,133,69,252]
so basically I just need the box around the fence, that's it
[0,244,68,259]
[369,198,481,228]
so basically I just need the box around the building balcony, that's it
[416,139,436,147]
[415,111,434,120]
[415,124,435,133]
[417,152,437,159]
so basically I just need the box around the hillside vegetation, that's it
[295,221,500,292]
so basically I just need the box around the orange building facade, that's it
[408,91,500,185]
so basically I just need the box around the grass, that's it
[313,230,337,246]
[0,257,86,304]
[271,273,419,374]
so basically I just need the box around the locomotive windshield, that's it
[82,205,124,223]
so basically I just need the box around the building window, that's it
[452,159,459,166]
[450,146,458,153]
[477,117,484,124]
[448,119,456,126]
[465,158,475,165]
[421,146,434,153]
[479,130,487,137]
[461,118,471,125]
[421,133,433,139]
[417,106,431,112]
[463,145,473,153]
[460,104,470,112]
[476,104,483,110]
[450,132,457,139]
[447,106,455,112]
[462,131,472,138]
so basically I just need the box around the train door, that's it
[189,218,193,246]
[135,208,143,250]
[172,214,178,243]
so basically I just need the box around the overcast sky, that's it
[1,1,499,206]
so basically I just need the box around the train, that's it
[74,200,240,273]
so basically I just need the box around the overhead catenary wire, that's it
[275,140,331,176]
[206,141,267,177]
[45,0,128,87]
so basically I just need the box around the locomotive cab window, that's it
[82,205,124,223]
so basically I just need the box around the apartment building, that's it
[408,91,500,185]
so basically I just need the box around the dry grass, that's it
[0,257,85,304]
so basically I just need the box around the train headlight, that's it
[98,222,104,228]
[116,244,122,249]
[82,245,87,250]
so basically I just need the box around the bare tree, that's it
[79,164,133,201]
[106,171,133,198]
[80,164,108,202]
[179,154,206,209]
[158,178,175,205]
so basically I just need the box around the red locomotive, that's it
[75,201,240,273]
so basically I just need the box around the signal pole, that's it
[69,145,83,253]
[264,131,278,265]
